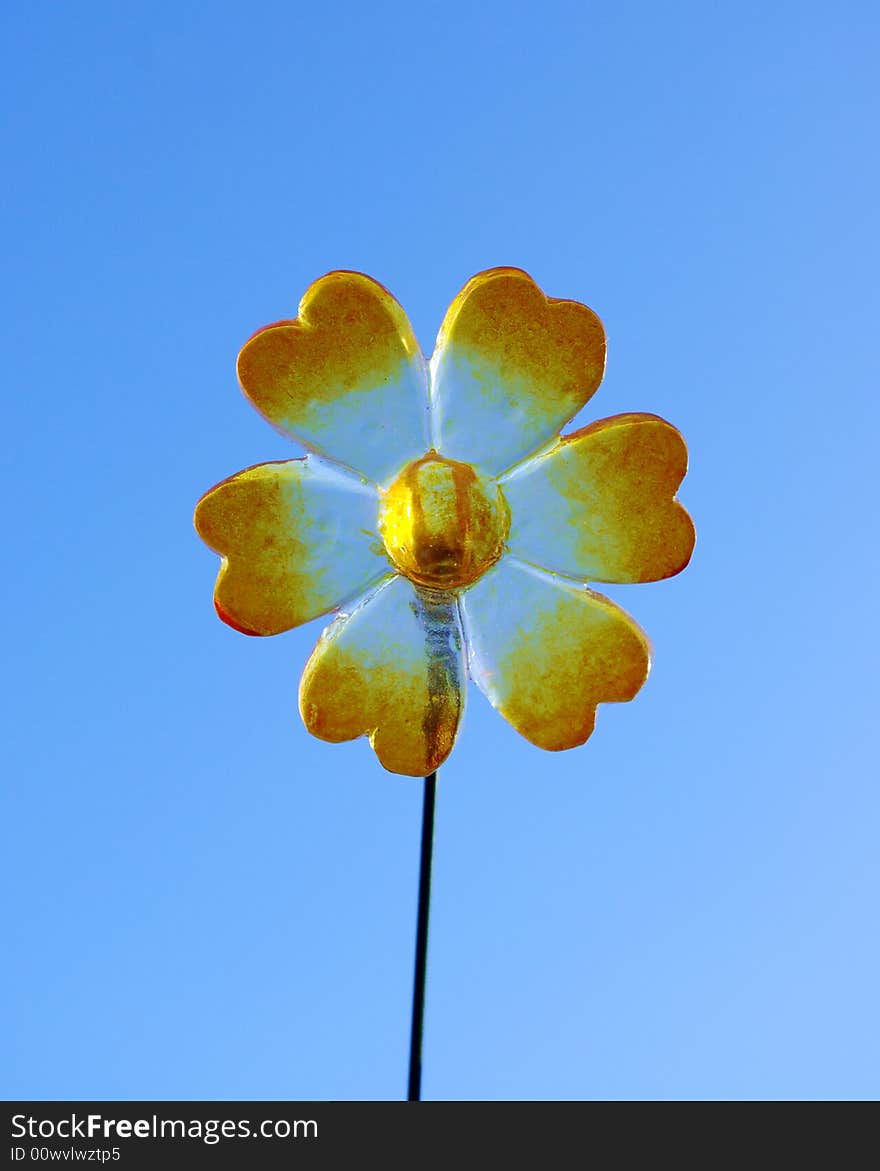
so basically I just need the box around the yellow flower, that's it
[194,268,695,776]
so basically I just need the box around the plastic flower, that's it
[194,268,694,776]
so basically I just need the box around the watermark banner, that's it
[3,1101,585,1167]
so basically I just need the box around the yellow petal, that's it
[299,578,466,776]
[430,267,606,475]
[504,413,695,583]
[462,559,651,751]
[237,271,430,483]
[194,458,390,635]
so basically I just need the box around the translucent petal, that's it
[194,457,390,635]
[504,413,695,583]
[461,558,651,751]
[429,267,606,475]
[237,271,430,484]
[299,577,465,776]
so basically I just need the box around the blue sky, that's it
[3,0,878,1100]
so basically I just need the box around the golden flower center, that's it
[379,454,510,589]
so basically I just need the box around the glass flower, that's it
[194,268,694,776]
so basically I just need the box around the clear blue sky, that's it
[3,0,878,1100]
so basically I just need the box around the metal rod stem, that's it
[407,769,437,1101]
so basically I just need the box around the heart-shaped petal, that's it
[194,457,389,635]
[504,413,695,583]
[430,267,606,475]
[237,271,430,484]
[461,558,651,751]
[299,577,466,776]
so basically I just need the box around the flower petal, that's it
[237,271,430,484]
[194,458,390,635]
[503,413,695,583]
[299,577,465,776]
[461,558,651,751]
[429,267,606,475]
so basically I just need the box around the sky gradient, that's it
[3,0,878,1100]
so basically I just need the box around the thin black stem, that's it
[407,769,437,1101]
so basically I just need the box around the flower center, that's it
[378,454,510,589]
